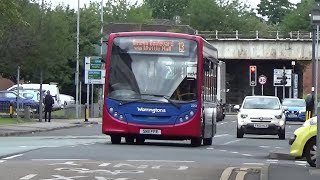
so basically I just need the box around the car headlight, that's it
[302,117,317,127]
[240,114,248,118]
[275,115,282,119]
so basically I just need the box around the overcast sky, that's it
[49,0,302,10]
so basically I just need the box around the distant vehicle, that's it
[102,31,226,146]
[282,98,306,121]
[234,96,287,139]
[7,83,61,110]
[0,90,40,114]
[289,116,317,167]
[59,94,75,108]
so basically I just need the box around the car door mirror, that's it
[282,106,288,111]
[234,105,240,111]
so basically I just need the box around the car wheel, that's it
[237,128,244,138]
[278,128,285,140]
[203,137,213,145]
[305,138,317,167]
[191,138,202,147]
[125,137,135,144]
[111,135,121,144]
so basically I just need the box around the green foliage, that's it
[144,0,190,19]
[257,0,295,25]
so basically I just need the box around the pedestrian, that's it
[44,90,54,122]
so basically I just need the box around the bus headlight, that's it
[119,114,124,120]
[109,107,114,113]
[179,117,184,122]
[185,115,189,120]
[190,111,194,116]
[114,111,118,117]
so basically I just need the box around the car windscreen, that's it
[243,97,280,110]
[282,99,306,107]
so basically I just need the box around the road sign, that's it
[258,75,267,85]
[84,56,105,84]
[273,69,292,87]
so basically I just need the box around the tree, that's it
[280,0,315,32]
[144,0,190,20]
[257,0,295,24]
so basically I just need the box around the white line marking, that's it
[0,160,6,163]
[242,154,253,157]
[215,134,229,138]
[275,147,282,149]
[243,163,264,165]
[99,163,111,167]
[259,146,270,148]
[207,147,214,150]
[32,159,89,161]
[232,121,236,123]
[219,123,225,125]
[267,160,278,162]
[231,152,239,154]
[19,146,28,148]
[219,150,227,152]
[295,161,307,164]
[235,171,248,180]
[296,164,307,166]
[222,139,242,145]
[2,154,24,160]
[127,160,195,163]
[20,174,37,180]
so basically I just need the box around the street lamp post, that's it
[76,0,80,118]
[311,0,320,168]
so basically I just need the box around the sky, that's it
[49,0,302,10]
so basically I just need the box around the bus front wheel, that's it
[191,138,202,147]
[111,135,121,144]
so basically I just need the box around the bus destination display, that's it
[118,37,190,56]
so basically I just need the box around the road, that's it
[0,115,319,180]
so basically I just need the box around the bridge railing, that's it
[196,30,313,40]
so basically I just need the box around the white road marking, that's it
[95,177,128,180]
[0,160,6,163]
[98,163,111,167]
[215,134,229,138]
[243,163,264,165]
[207,147,214,150]
[232,121,236,123]
[126,160,194,163]
[219,150,227,152]
[219,167,236,180]
[242,154,253,157]
[2,154,24,160]
[235,171,248,180]
[231,152,239,154]
[295,161,307,164]
[32,159,89,161]
[259,146,270,148]
[222,139,242,145]
[275,147,282,149]
[267,160,278,162]
[19,146,28,148]
[19,174,37,180]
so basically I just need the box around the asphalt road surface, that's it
[0,115,318,180]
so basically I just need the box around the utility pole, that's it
[310,0,320,168]
[282,66,286,100]
[38,0,45,122]
[76,0,80,118]
[16,66,20,119]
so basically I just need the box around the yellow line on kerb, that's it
[219,167,236,180]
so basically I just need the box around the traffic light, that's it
[249,65,257,86]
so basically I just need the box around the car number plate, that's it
[253,124,269,128]
[139,129,161,135]
[288,114,297,118]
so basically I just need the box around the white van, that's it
[7,83,62,110]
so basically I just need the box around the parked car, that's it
[59,94,75,108]
[289,116,317,167]
[234,96,287,139]
[282,98,306,121]
[0,90,40,114]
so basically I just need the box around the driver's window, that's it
[202,59,217,102]
[5,92,17,98]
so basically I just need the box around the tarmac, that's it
[0,118,101,137]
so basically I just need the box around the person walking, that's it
[44,90,54,122]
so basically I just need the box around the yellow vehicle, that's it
[289,116,317,167]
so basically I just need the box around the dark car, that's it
[0,91,40,114]
[282,98,306,121]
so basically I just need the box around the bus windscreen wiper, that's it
[139,94,181,109]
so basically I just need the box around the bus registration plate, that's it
[139,129,161,135]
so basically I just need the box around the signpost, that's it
[273,68,292,99]
[84,56,106,119]
[258,75,267,96]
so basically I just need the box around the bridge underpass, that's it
[201,31,313,104]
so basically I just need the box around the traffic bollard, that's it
[85,103,89,122]
[9,102,13,118]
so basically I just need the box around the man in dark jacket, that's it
[44,90,54,122]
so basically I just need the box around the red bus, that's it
[102,31,225,147]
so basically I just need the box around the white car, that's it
[234,96,287,139]
[59,94,75,108]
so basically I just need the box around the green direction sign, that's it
[88,70,101,80]
[90,57,102,69]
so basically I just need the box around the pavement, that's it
[0,118,101,137]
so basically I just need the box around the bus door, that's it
[202,59,217,139]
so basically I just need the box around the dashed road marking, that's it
[19,174,37,180]
[0,160,6,163]
[231,152,239,154]
[242,154,253,157]
[206,147,214,150]
[32,159,89,161]
[222,139,242,145]
[215,134,230,138]
[2,154,24,160]
[219,150,227,152]
[126,160,195,163]
[259,146,270,148]
[243,163,264,166]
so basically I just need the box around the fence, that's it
[0,103,37,119]
[51,103,102,119]
[196,30,313,40]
